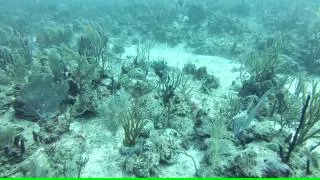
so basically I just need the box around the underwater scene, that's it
[1,0,320,178]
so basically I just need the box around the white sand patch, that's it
[125,45,241,95]
[81,146,124,178]
[71,119,125,177]
[158,147,203,177]
[285,74,320,95]
[151,48,240,91]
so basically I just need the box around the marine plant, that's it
[77,22,108,70]
[76,156,89,178]
[276,77,303,134]
[244,41,282,82]
[36,24,73,48]
[187,4,207,24]
[299,30,320,74]
[282,81,320,163]
[200,74,220,94]
[183,63,197,75]
[124,41,154,76]
[120,102,147,147]
[157,72,183,107]
[48,48,68,81]
[277,93,301,134]
[46,36,107,117]
[0,29,35,84]
[178,74,194,98]
[239,38,285,97]
[209,111,229,166]
[135,40,154,62]
[151,59,168,80]
[0,46,13,73]
[98,91,131,136]
[70,52,101,116]
[182,64,220,94]
[3,134,26,164]
[157,72,193,128]
[221,93,244,121]
[13,73,69,120]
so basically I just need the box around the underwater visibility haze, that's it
[1,0,320,178]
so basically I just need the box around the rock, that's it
[243,95,259,110]
[225,145,291,177]
[193,115,213,150]
[20,148,50,177]
[262,158,291,177]
[149,129,182,164]
[174,98,192,117]
[123,151,160,177]
[122,79,152,98]
[68,79,80,96]
[0,125,15,147]
[200,74,220,93]
[230,80,242,92]
[128,68,147,80]
[123,128,184,177]
[227,148,259,177]
[195,66,208,80]
[194,115,212,139]
[236,120,277,145]
[239,79,274,98]
[140,119,154,138]
[204,137,236,175]
[232,111,253,137]
[183,63,197,75]
[168,116,194,137]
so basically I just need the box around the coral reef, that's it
[1,0,320,178]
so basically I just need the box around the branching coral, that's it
[78,22,108,69]
[157,72,183,107]
[277,93,301,133]
[241,39,283,83]
[221,93,244,121]
[0,30,34,84]
[98,91,131,136]
[282,81,320,163]
[13,73,69,120]
[36,24,73,47]
[0,46,13,73]
[151,59,168,79]
[239,38,286,97]
[120,104,147,147]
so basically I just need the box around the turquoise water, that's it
[0,0,320,177]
